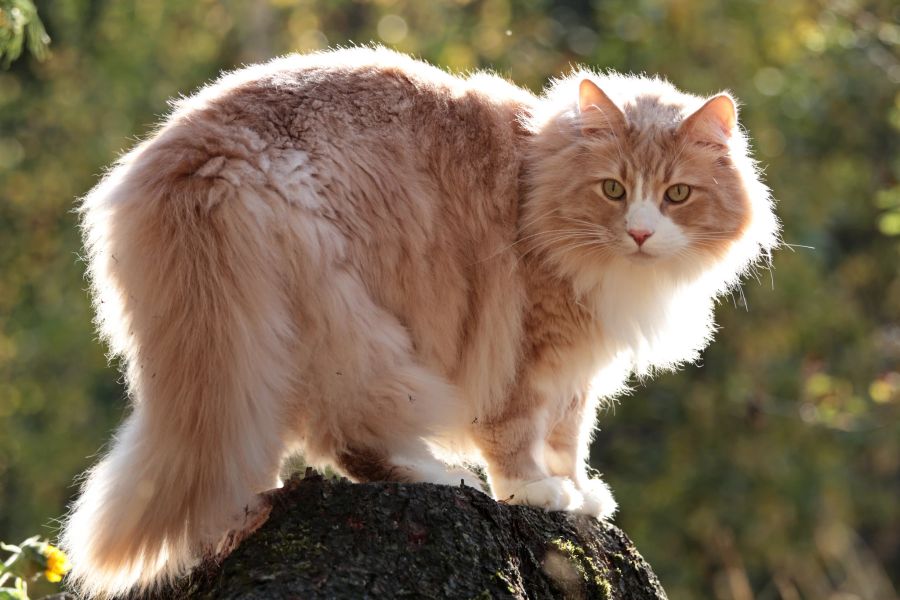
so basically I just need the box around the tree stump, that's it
[153,470,668,599]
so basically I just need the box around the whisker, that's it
[688,233,740,240]
[523,235,615,256]
[736,285,749,312]
[473,226,600,265]
[522,234,618,263]
[554,215,618,237]
[518,205,564,233]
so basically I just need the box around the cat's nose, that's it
[628,228,654,246]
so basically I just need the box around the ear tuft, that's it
[578,79,626,136]
[679,94,737,146]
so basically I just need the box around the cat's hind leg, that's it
[336,441,482,489]
[319,365,483,490]
[291,269,481,490]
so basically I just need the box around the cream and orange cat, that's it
[62,47,778,597]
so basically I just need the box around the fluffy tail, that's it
[62,124,296,598]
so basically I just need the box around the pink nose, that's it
[628,229,654,246]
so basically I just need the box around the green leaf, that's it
[0,581,29,600]
[0,0,50,68]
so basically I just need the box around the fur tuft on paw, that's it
[573,477,618,520]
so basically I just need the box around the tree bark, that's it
[148,470,668,600]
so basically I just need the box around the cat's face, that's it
[581,113,748,262]
[524,78,759,287]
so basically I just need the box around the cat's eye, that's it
[601,179,626,200]
[665,183,691,203]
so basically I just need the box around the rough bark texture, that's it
[61,470,668,599]
[174,470,666,599]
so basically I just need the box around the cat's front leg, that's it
[473,396,584,512]
[545,391,617,520]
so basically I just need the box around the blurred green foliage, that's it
[0,0,49,68]
[0,1,898,598]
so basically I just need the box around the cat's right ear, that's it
[578,79,626,136]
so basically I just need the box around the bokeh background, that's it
[1,1,898,598]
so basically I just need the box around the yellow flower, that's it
[42,544,71,583]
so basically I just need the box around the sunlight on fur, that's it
[62,46,778,597]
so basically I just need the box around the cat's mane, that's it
[524,68,778,376]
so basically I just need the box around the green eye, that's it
[665,183,691,203]
[601,179,626,200]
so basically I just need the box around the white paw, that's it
[501,476,583,512]
[573,477,617,520]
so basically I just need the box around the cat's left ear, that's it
[578,79,626,135]
[679,94,737,146]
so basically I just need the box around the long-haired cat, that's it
[62,46,778,597]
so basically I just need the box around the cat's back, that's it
[123,46,535,242]
[165,46,534,155]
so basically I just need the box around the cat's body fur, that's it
[63,47,777,597]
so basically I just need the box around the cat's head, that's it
[523,73,779,298]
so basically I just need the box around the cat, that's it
[62,46,778,598]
